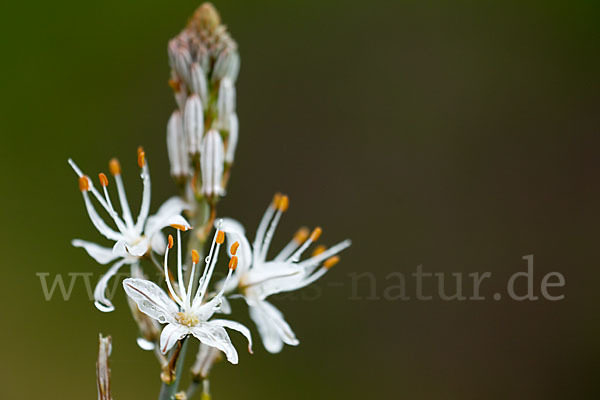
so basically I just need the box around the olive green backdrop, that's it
[2,0,599,398]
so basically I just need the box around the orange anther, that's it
[324,256,340,269]
[167,235,174,249]
[312,245,327,257]
[272,192,282,207]
[216,231,225,244]
[170,224,189,231]
[229,256,238,270]
[109,158,121,175]
[98,173,108,187]
[192,250,200,264]
[230,241,240,255]
[137,151,146,168]
[78,176,89,191]
[294,227,310,243]
[278,195,289,212]
[310,227,322,242]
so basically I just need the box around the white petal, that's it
[126,237,150,257]
[160,323,189,354]
[112,240,128,258]
[151,231,167,255]
[122,278,179,325]
[94,260,128,312]
[249,300,298,353]
[209,319,253,354]
[219,218,252,280]
[191,324,238,364]
[144,197,191,238]
[248,302,283,353]
[72,239,119,265]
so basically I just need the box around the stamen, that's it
[79,176,89,191]
[310,227,323,241]
[278,195,289,212]
[312,245,327,257]
[171,224,190,231]
[229,256,238,270]
[192,250,200,264]
[109,158,121,176]
[272,192,282,207]
[230,241,239,255]
[98,173,109,187]
[137,149,146,168]
[324,256,340,269]
[274,227,309,261]
[216,230,225,244]
[294,227,310,243]
[163,237,184,307]
[176,229,187,303]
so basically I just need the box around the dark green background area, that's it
[2,0,599,398]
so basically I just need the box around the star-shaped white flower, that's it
[68,148,190,311]
[123,225,252,362]
[219,194,351,353]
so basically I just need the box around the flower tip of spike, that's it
[278,195,289,212]
[310,227,322,241]
[167,235,174,249]
[228,256,238,270]
[78,176,89,191]
[324,256,340,269]
[109,158,121,175]
[294,227,310,243]
[98,173,109,187]
[192,250,200,264]
[216,231,225,244]
[230,241,239,255]
[170,224,190,231]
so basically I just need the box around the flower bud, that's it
[217,77,235,125]
[225,113,238,163]
[184,94,204,154]
[213,47,240,82]
[190,62,208,107]
[200,129,225,197]
[167,110,189,177]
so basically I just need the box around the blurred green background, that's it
[2,0,599,398]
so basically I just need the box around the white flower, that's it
[219,194,351,353]
[123,225,252,362]
[68,148,190,312]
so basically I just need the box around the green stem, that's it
[158,339,189,400]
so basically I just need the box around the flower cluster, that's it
[71,3,351,399]
[166,2,239,201]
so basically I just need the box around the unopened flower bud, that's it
[200,129,225,197]
[173,45,192,85]
[213,47,240,82]
[190,62,208,107]
[167,110,189,177]
[225,113,238,163]
[217,77,235,125]
[184,94,204,154]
